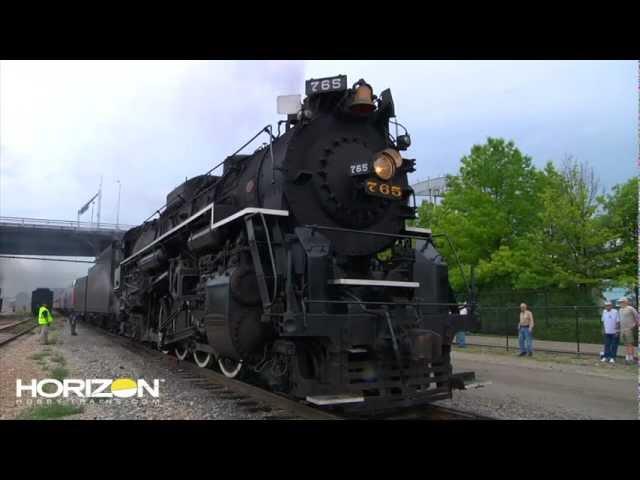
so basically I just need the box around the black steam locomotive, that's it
[74,75,478,414]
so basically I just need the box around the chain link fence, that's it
[470,305,615,355]
[458,288,638,356]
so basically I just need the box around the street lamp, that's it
[116,180,121,229]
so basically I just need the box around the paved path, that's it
[448,350,638,420]
[464,334,631,356]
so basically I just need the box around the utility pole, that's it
[116,179,121,228]
[97,175,103,228]
[77,190,99,228]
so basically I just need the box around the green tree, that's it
[417,137,543,289]
[519,158,615,290]
[600,176,639,287]
[418,138,632,297]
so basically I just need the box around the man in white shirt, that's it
[601,301,620,363]
[454,304,468,347]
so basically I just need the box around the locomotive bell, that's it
[350,82,375,114]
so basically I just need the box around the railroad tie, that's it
[263,415,299,420]
[245,405,273,413]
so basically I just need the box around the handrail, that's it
[120,206,289,266]
[0,216,133,231]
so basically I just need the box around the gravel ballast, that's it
[5,319,268,420]
[3,318,635,420]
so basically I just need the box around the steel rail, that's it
[93,326,340,420]
[0,319,39,347]
[374,404,496,420]
[0,318,32,331]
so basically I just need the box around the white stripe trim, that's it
[306,395,365,406]
[120,204,213,265]
[209,207,288,230]
[328,279,420,288]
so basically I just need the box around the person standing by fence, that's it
[518,303,534,357]
[617,297,638,365]
[601,301,620,364]
[454,303,468,347]
[68,313,78,336]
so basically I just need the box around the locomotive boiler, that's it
[87,75,477,414]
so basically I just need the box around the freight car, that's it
[70,244,122,328]
[31,288,53,317]
[72,75,479,415]
[53,285,74,316]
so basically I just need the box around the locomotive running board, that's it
[306,394,365,406]
[403,226,432,236]
[328,279,420,288]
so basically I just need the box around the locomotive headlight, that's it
[373,155,395,180]
[382,148,403,168]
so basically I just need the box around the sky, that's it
[0,60,637,298]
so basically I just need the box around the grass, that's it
[48,365,69,382]
[29,351,51,361]
[24,347,76,402]
[29,348,70,381]
[19,340,87,420]
[17,403,84,420]
[50,353,66,366]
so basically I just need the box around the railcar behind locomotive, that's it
[53,285,74,315]
[73,75,478,415]
[68,245,122,326]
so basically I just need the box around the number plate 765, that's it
[365,180,403,199]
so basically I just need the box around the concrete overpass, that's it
[412,176,450,205]
[0,217,132,257]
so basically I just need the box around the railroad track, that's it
[0,318,39,347]
[98,328,340,420]
[91,324,495,421]
[0,319,27,331]
[372,404,495,420]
